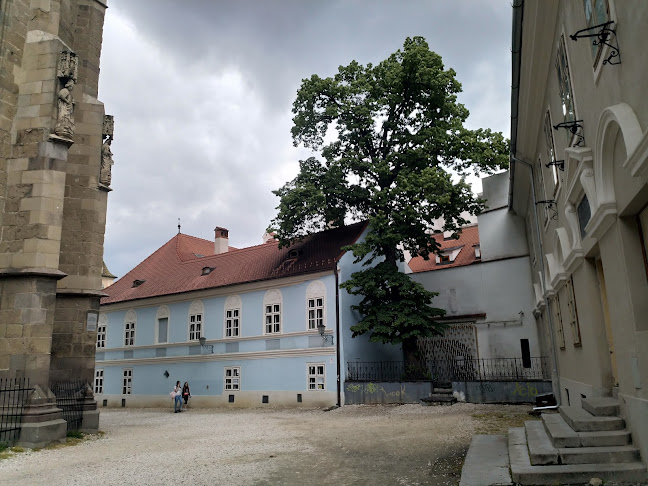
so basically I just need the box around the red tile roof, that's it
[101,221,368,305]
[408,224,480,273]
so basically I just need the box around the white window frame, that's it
[552,295,566,349]
[94,369,104,394]
[124,310,136,347]
[308,363,326,391]
[97,314,107,349]
[188,301,204,342]
[306,281,326,331]
[263,289,282,335]
[122,368,132,395]
[556,33,578,146]
[566,276,581,346]
[543,111,561,194]
[156,305,170,344]
[224,295,242,338]
[224,366,240,391]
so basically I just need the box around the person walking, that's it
[172,380,183,413]
[182,382,191,411]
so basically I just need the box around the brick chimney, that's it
[214,227,229,254]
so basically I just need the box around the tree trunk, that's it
[402,337,426,380]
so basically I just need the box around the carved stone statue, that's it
[54,79,75,140]
[100,135,114,186]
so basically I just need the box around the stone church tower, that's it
[0,0,112,440]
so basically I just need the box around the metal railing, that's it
[0,378,32,446]
[346,357,550,382]
[49,380,88,431]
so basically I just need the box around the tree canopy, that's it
[270,37,509,366]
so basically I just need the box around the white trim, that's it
[98,347,335,366]
[188,300,204,342]
[122,368,133,395]
[305,280,326,331]
[307,363,326,391]
[155,305,170,344]
[94,368,104,394]
[124,310,136,347]
[97,314,107,349]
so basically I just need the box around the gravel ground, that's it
[0,403,532,486]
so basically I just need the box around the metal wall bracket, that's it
[545,160,565,172]
[570,20,620,66]
[553,120,585,147]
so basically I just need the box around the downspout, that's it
[335,265,342,407]
[508,0,561,406]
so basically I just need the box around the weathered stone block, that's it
[14,292,41,309]
[21,308,48,325]
[20,80,43,95]
[6,324,24,338]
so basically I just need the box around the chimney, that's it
[214,227,229,254]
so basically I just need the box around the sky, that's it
[98,0,513,279]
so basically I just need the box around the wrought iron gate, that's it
[49,381,87,431]
[0,378,32,446]
[418,321,478,381]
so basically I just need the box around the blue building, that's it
[96,222,401,408]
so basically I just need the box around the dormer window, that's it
[435,246,464,265]
[201,266,215,276]
[132,279,145,288]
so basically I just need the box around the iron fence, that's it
[0,378,32,446]
[346,357,550,382]
[49,380,87,431]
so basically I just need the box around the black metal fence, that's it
[0,378,32,446]
[49,380,87,431]
[346,357,550,382]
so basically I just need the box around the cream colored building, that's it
[509,0,648,463]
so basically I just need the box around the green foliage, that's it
[66,430,84,439]
[0,443,7,453]
[270,37,509,361]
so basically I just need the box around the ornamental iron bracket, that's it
[536,200,558,221]
[545,160,565,172]
[569,20,620,66]
[553,120,585,147]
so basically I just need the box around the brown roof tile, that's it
[408,224,480,273]
[101,221,368,305]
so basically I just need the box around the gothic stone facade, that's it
[0,0,111,391]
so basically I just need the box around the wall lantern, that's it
[317,323,334,345]
[199,337,214,354]
[163,370,169,378]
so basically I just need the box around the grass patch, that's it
[10,446,25,453]
[471,410,539,434]
[66,430,84,439]
[0,443,8,453]
[0,451,12,460]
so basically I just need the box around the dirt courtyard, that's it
[0,403,533,486]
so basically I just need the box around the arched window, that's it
[188,301,204,341]
[263,289,282,334]
[156,305,170,344]
[224,295,242,338]
[305,281,326,331]
[124,310,136,347]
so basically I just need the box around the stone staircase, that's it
[420,382,457,406]
[509,397,647,484]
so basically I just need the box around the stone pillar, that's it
[79,383,99,434]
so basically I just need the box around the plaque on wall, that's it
[87,311,98,332]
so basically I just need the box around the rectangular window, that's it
[521,339,531,368]
[94,369,104,394]
[552,295,566,349]
[536,158,549,226]
[308,298,324,330]
[544,111,560,190]
[224,367,240,390]
[122,368,132,395]
[226,309,240,337]
[308,364,325,391]
[556,35,576,136]
[124,321,135,346]
[265,304,281,334]
[583,0,610,65]
[566,277,582,346]
[97,324,106,348]
[189,314,202,341]
[157,318,168,344]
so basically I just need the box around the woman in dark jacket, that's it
[182,382,191,411]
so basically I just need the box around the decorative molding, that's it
[96,347,336,366]
[188,300,204,316]
[224,295,242,309]
[585,202,617,240]
[305,280,326,299]
[124,310,136,323]
[263,289,282,304]
[156,305,169,319]
[98,314,108,326]
[628,129,648,179]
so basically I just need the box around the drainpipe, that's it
[510,156,561,407]
[335,265,342,407]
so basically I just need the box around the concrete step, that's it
[459,435,512,486]
[542,412,580,448]
[559,406,624,432]
[558,445,640,465]
[420,395,457,406]
[509,427,648,485]
[581,396,620,417]
[525,421,558,465]
[542,412,632,447]
[432,387,453,394]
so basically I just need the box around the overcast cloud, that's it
[99,0,512,279]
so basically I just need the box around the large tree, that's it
[270,37,508,369]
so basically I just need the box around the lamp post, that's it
[317,322,333,345]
